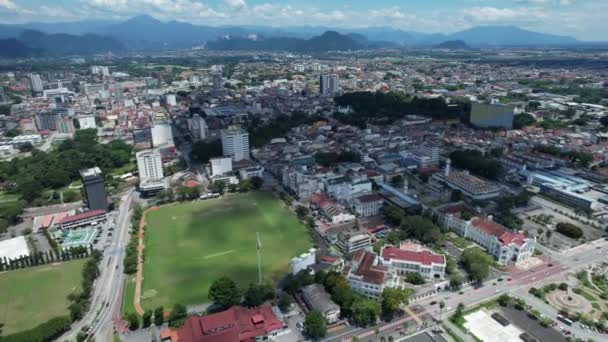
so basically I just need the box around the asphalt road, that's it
[58,188,134,341]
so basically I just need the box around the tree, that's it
[190,139,222,163]
[168,303,188,327]
[460,247,492,283]
[513,113,536,129]
[556,222,583,239]
[209,276,241,307]
[390,175,404,189]
[381,288,411,319]
[600,115,608,127]
[251,176,263,189]
[303,311,327,340]
[351,297,381,327]
[278,292,292,312]
[243,282,275,307]
[295,205,309,220]
[154,306,164,326]
[126,312,140,330]
[450,190,463,202]
[400,215,443,245]
[404,272,425,285]
[142,309,153,328]
[384,205,404,226]
[449,150,502,180]
[498,294,511,307]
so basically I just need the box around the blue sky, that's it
[0,0,605,40]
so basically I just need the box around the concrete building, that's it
[35,112,59,131]
[320,74,339,96]
[151,122,174,148]
[301,284,341,324]
[137,149,165,196]
[352,193,384,217]
[430,159,501,200]
[239,165,264,180]
[380,245,446,279]
[290,248,316,275]
[212,73,223,91]
[29,73,43,95]
[57,116,75,134]
[165,94,177,106]
[11,134,41,146]
[336,232,371,255]
[437,205,535,265]
[210,157,233,176]
[221,127,250,161]
[19,117,37,134]
[77,115,97,130]
[470,103,515,129]
[346,250,399,299]
[80,167,108,211]
[188,114,208,141]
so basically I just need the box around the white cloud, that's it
[225,0,246,11]
[0,0,17,10]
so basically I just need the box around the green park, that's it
[139,191,312,310]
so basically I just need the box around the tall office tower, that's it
[151,122,174,148]
[188,114,208,141]
[80,167,109,211]
[221,127,250,161]
[29,74,43,95]
[319,74,339,96]
[213,73,223,90]
[136,149,164,182]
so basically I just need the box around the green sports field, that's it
[0,259,86,334]
[140,191,312,310]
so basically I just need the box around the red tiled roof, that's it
[499,231,526,247]
[354,251,387,285]
[319,255,338,264]
[59,209,105,225]
[381,246,445,266]
[182,180,200,188]
[175,305,282,342]
[470,217,506,238]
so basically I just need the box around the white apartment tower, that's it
[29,74,43,94]
[136,149,164,182]
[221,127,250,161]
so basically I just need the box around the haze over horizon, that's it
[0,0,605,41]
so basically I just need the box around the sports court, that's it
[61,228,97,248]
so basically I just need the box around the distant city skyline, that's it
[0,0,606,41]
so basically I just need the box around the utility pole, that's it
[257,232,262,284]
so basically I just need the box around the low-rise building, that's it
[59,209,106,230]
[290,248,316,275]
[352,193,384,217]
[380,245,446,279]
[301,284,341,324]
[336,232,371,256]
[430,160,501,200]
[345,250,399,298]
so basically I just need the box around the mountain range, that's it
[0,15,598,57]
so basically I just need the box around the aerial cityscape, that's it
[0,1,607,342]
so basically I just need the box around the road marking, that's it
[404,306,423,324]
[203,249,236,259]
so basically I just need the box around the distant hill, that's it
[0,30,124,57]
[445,26,578,46]
[435,40,471,50]
[207,30,365,52]
[0,16,589,51]
[0,38,38,58]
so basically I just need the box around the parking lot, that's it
[500,305,566,342]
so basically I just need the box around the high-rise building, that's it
[210,157,232,176]
[136,149,164,183]
[320,74,339,96]
[213,73,223,91]
[35,112,59,131]
[80,167,108,211]
[29,74,43,95]
[151,122,174,148]
[221,127,250,161]
[188,114,208,141]
[470,103,515,129]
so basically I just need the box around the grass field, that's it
[0,259,86,334]
[140,191,312,310]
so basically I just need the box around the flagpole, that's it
[257,232,262,284]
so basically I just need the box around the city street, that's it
[59,188,134,341]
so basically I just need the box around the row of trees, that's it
[125,303,187,330]
[245,112,321,148]
[449,149,502,180]
[0,129,132,203]
[333,91,471,128]
[208,276,276,309]
[124,205,143,275]
[556,222,584,239]
[68,250,102,321]
[0,245,91,272]
[534,144,594,168]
